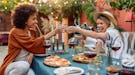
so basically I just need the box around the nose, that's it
[97,24,102,28]
[97,25,102,32]
[35,19,38,24]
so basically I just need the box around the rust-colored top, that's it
[0,27,45,75]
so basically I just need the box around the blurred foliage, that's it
[114,25,125,32]
[0,0,21,13]
[0,0,128,32]
[110,0,135,13]
[0,0,96,21]
[82,1,96,26]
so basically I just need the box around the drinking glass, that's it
[84,51,97,59]
[85,53,100,75]
[44,39,52,55]
[111,42,121,65]
[68,38,77,56]
[86,52,100,75]
[87,63,97,75]
[74,46,83,54]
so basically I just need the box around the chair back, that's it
[121,32,135,55]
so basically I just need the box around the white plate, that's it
[54,66,84,75]
[34,54,50,57]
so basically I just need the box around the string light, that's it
[51,12,53,15]
[42,0,48,3]
[29,0,33,3]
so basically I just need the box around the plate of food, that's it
[43,55,71,67]
[72,53,90,64]
[54,66,84,75]
[72,52,101,64]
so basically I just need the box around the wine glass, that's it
[85,52,100,75]
[68,37,77,56]
[84,51,97,59]
[110,42,121,71]
[44,39,52,55]
[111,42,121,59]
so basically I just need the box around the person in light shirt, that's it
[66,11,124,59]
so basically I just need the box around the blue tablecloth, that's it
[31,52,116,75]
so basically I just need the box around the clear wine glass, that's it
[44,39,51,55]
[111,42,121,68]
[68,37,77,56]
[84,51,97,59]
[86,52,100,75]
[111,42,121,58]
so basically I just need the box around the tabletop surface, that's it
[31,51,117,75]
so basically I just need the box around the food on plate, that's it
[106,66,121,73]
[73,53,90,63]
[72,53,101,64]
[43,55,71,67]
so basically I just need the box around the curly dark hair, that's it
[11,2,37,29]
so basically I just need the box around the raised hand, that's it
[65,26,78,34]
[55,24,67,33]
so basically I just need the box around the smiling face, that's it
[25,13,38,29]
[96,19,109,32]
[96,15,110,32]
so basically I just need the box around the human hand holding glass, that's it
[65,26,79,34]
[55,23,67,33]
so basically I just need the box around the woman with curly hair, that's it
[0,2,65,75]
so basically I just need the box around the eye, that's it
[33,17,37,20]
[101,23,104,24]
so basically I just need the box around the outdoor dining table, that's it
[31,49,119,75]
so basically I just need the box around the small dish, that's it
[54,66,84,75]
[122,58,135,70]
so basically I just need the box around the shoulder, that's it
[9,28,27,37]
[106,27,119,35]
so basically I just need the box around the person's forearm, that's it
[76,27,106,39]
[76,27,97,38]
[43,29,56,40]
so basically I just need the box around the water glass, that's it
[74,46,83,54]
[88,63,100,75]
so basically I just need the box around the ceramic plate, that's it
[54,66,84,75]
